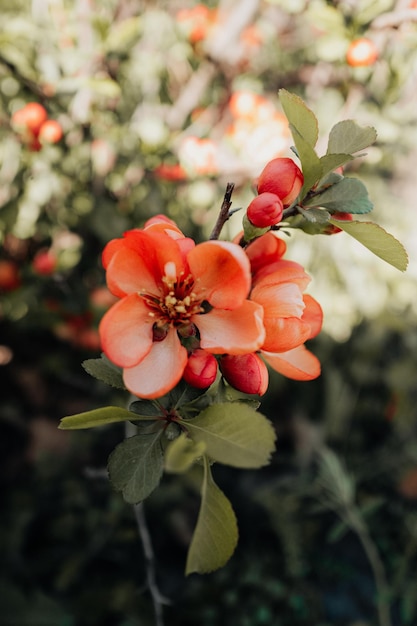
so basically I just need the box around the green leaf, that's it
[186,457,238,575]
[289,126,322,200]
[327,120,377,155]
[182,402,276,469]
[303,177,373,214]
[165,433,206,473]
[329,219,409,271]
[82,354,125,389]
[319,153,354,181]
[297,207,331,224]
[108,431,164,504]
[279,89,319,147]
[59,406,140,430]
[129,399,165,418]
[159,379,209,410]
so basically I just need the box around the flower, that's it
[99,216,265,398]
[247,232,322,381]
[221,232,322,391]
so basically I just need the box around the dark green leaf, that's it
[82,354,125,389]
[186,457,238,575]
[319,153,354,181]
[330,219,409,271]
[108,431,164,504]
[297,207,331,224]
[327,120,377,155]
[159,379,209,410]
[182,402,276,468]
[303,177,373,214]
[129,399,164,418]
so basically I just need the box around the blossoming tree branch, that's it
[59,90,408,575]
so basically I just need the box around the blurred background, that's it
[1,1,417,625]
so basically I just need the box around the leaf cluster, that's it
[60,362,277,575]
[279,90,408,272]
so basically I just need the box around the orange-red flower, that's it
[99,216,265,398]
[247,232,322,381]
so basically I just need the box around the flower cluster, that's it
[99,207,322,399]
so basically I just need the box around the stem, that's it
[125,421,168,626]
[133,502,168,626]
[347,510,392,626]
[209,182,235,240]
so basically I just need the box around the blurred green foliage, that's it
[1,0,417,625]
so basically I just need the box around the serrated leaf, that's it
[165,433,206,473]
[129,399,164,418]
[319,153,354,181]
[182,402,276,469]
[298,207,331,224]
[304,177,373,214]
[186,457,238,575]
[82,354,125,389]
[327,120,377,155]
[289,125,322,200]
[59,406,141,430]
[279,89,319,147]
[108,431,164,504]
[330,219,409,271]
[159,379,209,410]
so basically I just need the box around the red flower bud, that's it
[38,119,63,144]
[220,353,268,396]
[346,38,378,67]
[257,157,303,207]
[32,249,57,275]
[11,102,47,136]
[183,349,218,389]
[0,259,21,292]
[247,192,284,228]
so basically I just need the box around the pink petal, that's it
[194,300,265,354]
[187,240,251,309]
[99,294,154,367]
[245,231,287,276]
[262,345,321,381]
[123,327,188,398]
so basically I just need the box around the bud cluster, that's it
[244,157,304,237]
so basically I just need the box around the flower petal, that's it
[187,240,251,309]
[251,282,305,319]
[245,231,287,276]
[106,247,160,297]
[194,301,265,354]
[262,345,321,381]
[99,294,153,367]
[302,294,323,339]
[262,316,311,352]
[252,260,311,289]
[123,327,188,398]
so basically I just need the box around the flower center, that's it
[141,272,204,328]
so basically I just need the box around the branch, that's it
[209,182,235,240]
[133,502,169,626]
